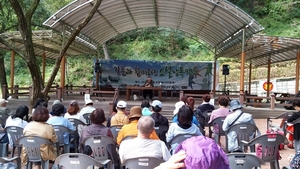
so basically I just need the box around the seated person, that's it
[47,104,75,145]
[22,106,57,169]
[141,99,152,116]
[142,77,154,100]
[197,94,215,112]
[119,116,171,163]
[156,136,230,169]
[110,100,129,126]
[222,100,259,152]
[117,106,159,145]
[172,101,200,127]
[166,105,202,152]
[64,100,85,123]
[208,96,231,146]
[150,100,169,127]
[5,105,29,149]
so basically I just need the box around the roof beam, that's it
[249,45,299,61]
[176,0,186,30]
[123,0,138,29]
[195,0,219,36]
[152,0,158,27]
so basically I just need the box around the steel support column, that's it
[296,49,300,93]
[239,28,245,94]
[267,56,271,97]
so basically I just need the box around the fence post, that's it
[14,85,19,99]
[239,93,245,105]
[1,85,7,99]
[70,84,73,94]
[114,88,119,101]
[270,94,275,110]
[179,90,184,101]
[29,86,33,99]
[57,87,62,101]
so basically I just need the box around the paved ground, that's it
[5,96,295,168]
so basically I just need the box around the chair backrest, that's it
[120,135,137,143]
[109,125,123,140]
[54,153,104,168]
[83,135,117,161]
[82,113,91,125]
[154,125,168,143]
[227,153,264,169]
[68,118,85,128]
[0,113,8,127]
[124,157,164,169]
[171,85,180,92]
[53,125,72,146]
[167,134,197,149]
[226,123,259,152]
[246,134,286,162]
[17,136,56,162]
[5,126,24,145]
[202,110,213,126]
[208,116,226,138]
[267,112,292,135]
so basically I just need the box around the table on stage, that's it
[126,86,162,101]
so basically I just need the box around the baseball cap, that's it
[85,99,93,105]
[152,100,162,108]
[117,100,127,108]
[173,101,185,115]
[52,100,61,105]
[0,99,8,105]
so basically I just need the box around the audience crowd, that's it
[0,93,298,169]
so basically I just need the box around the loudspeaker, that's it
[222,64,229,75]
[94,63,102,73]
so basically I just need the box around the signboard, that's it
[263,82,273,91]
[95,59,214,90]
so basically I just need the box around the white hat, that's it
[152,100,162,108]
[0,99,8,105]
[173,101,185,115]
[117,100,127,108]
[85,99,93,105]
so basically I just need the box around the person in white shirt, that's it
[64,100,85,123]
[5,105,29,148]
[79,99,95,124]
[119,116,171,164]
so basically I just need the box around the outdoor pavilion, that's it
[1,0,300,97]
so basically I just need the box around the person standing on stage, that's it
[143,77,154,100]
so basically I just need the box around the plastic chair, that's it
[267,112,292,135]
[17,136,59,169]
[67,118,86,153]
[109,125,123,141]
[120,135,137,143]
[0,113,8,127]
[154,125,168,143]
[208,117,226,143]
[54,153,104,169]
[0,156,21,169]
[203,110,213,126]
[124,157,164,169]
[227,153,264,169]
[241,134,287,169]
[226,123,259,152]
[5,126,24,157]
[53,125,73,154]
[170,85,180,98]
[131,84,140,98]
[83,135,118,169]
[160,85,168,98]
[167,134,197,150]
[118,84,127,96]
[82,113,91,125]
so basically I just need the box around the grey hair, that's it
[137,116,155,135]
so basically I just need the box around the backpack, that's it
[193,109,206,129]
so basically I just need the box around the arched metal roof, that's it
[43,0,264,55]
[0,30,97,59]
[218,35,300,66]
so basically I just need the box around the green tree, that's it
[0,0,103,108]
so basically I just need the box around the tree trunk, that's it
[0,51,8,98]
